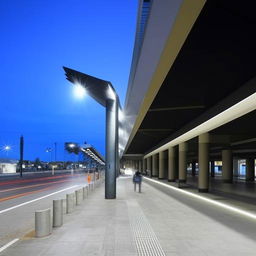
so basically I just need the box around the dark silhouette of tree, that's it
[34,157,42,170]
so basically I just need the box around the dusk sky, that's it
[0,0,138,161]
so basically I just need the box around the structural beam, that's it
[149,105,205,112]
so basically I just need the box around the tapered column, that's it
[191,161,196,176]
[246,158,255,181]
[147,157,152,177]
[105,99,117,199]
[135,160,138,170]
[168,147,176,181]
[158,151,168,179]
[143,158,146,174]
[198,133,210,192]
[138,160,142,172]
[152,154,159,177]
[210,161,215,177]
[178,142,187,182]
[222,149,233,183]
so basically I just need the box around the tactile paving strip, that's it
[127,200,166,256]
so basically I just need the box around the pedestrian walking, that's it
[133,171,142,193]
[87,173,91,184]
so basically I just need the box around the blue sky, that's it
[0,0,137,161]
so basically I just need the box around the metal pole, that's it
[115,107,119,178]
[105,99,117,199]
[20,135,24,177]
[54,142,57,162]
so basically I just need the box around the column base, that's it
[222,179,233,184]
[178,179,186,183]
[246,178,255,182]
[152,175,158,177]
[105,196,116,199]
[158,177,165,180]
[168,179,176,182]
[198,188,208,193]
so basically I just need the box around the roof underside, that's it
[126,0,256,155]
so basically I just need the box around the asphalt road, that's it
[0,170,90,247]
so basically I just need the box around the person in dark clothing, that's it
[133,171,142,193]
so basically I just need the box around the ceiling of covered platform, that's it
[126,0,256,155]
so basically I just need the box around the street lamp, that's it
[63,67,119,199]
[68,143,76,148]
[3,145,11,157]
[4,145,11,151]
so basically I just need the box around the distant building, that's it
[0,159,18,173]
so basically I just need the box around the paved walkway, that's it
[1,176,256,256]
[186,175,256,202]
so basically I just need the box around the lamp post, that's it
[63,67,119,199]
[20,136,24,177]
[46,147,52,162]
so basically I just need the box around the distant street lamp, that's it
[63,67,120,199]
[68,143,75,148]
[46,147,52,162]
[2,145,11,158]
[4,145,11,151]
[20,136,24,177]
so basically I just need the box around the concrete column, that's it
[191,161,196,176]
[105,99,117,199]
[147,157,152,177]
[138,160,142,172]
[159,151,164,179]
[168,147,176,181]
[210,161,215,177]
[143,158,146,174]
[198,133,210,192]
[152,154,159,177]
[178,142,187,182]
[246,158,255,181]
[222,149,233,183]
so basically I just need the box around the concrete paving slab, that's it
[1,175,256,255]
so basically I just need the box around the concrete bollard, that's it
[62,198,66,214]
[66,193,74,213]
[35,208,51,237]
[73,193,76,208]
[83,186,88,199]
[75,189,83,205]
[53,199,63,227]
